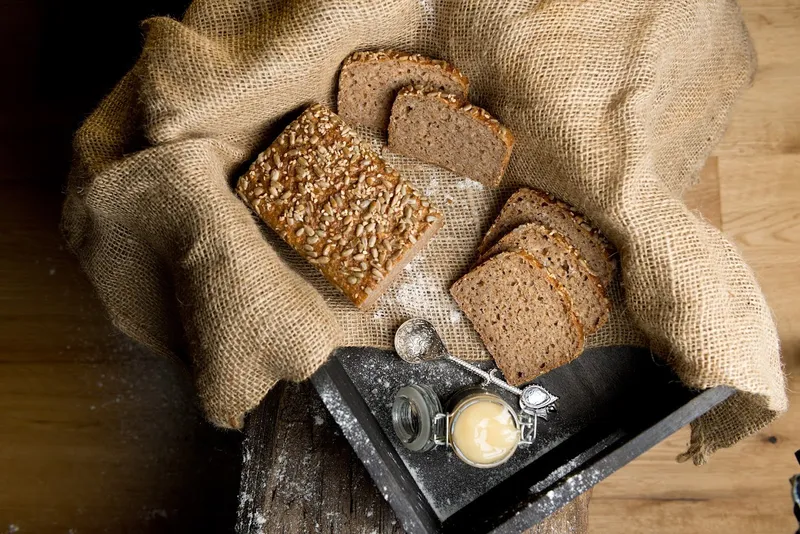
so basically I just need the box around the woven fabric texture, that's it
[62,0,787,463]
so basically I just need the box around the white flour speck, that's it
[456,178,484,191]
[449,310,463,324]
[424,178,439,197]
[8,525,19,533]
[48,268,56,276]
[313,415,325,426]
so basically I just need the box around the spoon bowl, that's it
[394,318,449,364]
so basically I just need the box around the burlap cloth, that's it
[62,0,787,464]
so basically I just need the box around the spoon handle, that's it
[445,355,523,396]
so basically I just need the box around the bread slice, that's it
[478,189,615,286]
[387,86,514,188]
[237,104,444,309]
[338,50,469,130]
[480,223,610,334]
[450,251,584,386]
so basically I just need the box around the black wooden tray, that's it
[311,345,733,533]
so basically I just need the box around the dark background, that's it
[0,0,189,182]
[1,1,243,532]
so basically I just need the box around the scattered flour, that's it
[455,178,485,191]
[449,310,463,324]
[8,525,19,534]
[424,178,440,197]
[313,415,325,426]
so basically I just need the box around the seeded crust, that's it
[478,188,616,286]
[338,50,469,130]
[237,104,444,309]
[480,223,610,334]
[388,86,514,188]
[450,251,584,386]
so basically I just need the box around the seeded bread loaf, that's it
[387,86,514,188]
[451,251,584,386]
[237,104,443,309]
[478,189,616,286]
[338,50,469,130]
[480,223,610,334]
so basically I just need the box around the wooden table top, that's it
[1,1,798,533]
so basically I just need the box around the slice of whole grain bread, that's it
[478,189,616,286]
[450,251,584,386]
[337,50,469,130]
[480,223,610,334]
[387,86,514,187]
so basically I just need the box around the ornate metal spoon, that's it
[394,318,559,418]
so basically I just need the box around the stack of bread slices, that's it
[451,189,616,386]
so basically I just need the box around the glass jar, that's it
[392,385,535,468]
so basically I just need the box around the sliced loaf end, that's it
[359,215,444,309]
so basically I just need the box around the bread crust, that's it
[478,188,616,285]
[340,50,470,90]
[237,104,443,309]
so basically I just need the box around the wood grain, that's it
[589,376,799,534]
[525,491,592,534]
[0,184,242,533]
[238,382,404,534]
[719,155,800,369]
[1,0,799,532]
[717,2,800,157]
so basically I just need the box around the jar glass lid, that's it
[392,384,444,452]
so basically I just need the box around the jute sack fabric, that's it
[62,0,787,463]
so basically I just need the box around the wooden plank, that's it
[0,183,242,533]
[718,154,800,369]
[684,157,722,229]
[238,381,404,534]
[525,491,591,534]
[716,1,800,157]
[589,376,799,534]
